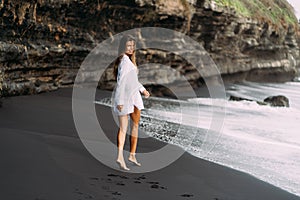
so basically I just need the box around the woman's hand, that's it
[117,105,123,112]
[142,90,150,98]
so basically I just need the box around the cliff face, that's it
[0,0,299,96]
[192,1,300,83]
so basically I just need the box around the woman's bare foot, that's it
[116,158,130,171]
[128,154,141,166]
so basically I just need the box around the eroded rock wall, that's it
[0,0,299,96]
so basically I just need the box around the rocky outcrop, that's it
[264,95,290,107]
[194,1,300,82]
[0,0,299,96]
[229,95,290,107]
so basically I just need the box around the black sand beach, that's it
[0,88,299,200]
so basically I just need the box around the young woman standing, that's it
[113,34,150,170]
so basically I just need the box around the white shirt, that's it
[113,54,145,116]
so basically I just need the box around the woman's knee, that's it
[131,113,140,123]
[131,122,139,130]
[131,108,141,124]
[119,115,128,133]
[119,127,127,134]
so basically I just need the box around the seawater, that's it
[144,81,300,197]
[95,81,300,197]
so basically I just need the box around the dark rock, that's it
[229,95,252,101]
[263,95,290,107]
[229,95,268,106]
[0,0,299,97]
[256,101,268,106]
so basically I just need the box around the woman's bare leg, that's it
[116,115,129,170]
[129,106,141,166]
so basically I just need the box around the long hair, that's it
[113,34,137,79]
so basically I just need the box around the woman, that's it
[113,34,150,171]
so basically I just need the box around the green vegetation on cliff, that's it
[213,0,298,27]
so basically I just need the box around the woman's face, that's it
[125,40,135,55]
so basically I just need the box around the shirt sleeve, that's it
[115,55,145,105]
[139,84,146,93]
[115,58,129,105]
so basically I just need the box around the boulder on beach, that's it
[229,95,289,107]
[263,95,289,107]
[229,96,253,102]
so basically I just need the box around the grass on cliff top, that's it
[213,0,298,28]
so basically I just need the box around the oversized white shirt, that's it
[113,54,145,116]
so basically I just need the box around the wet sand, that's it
[0,88,299,200]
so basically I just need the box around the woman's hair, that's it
[113,34,137,79]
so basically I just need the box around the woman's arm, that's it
[136,72,150,98]
[115,56,131,107]
[115,56,150,109]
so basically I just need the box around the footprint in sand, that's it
[111,191,122,196]
[179,193,194,198]
[145,181,167,190]
[134,175,146,181]
[147,181,159,184]
[116,182,125,186]
[107,174,128,179]
[74,188,94,199]
[133,180,141,184]
[150,184,159,189]
[88,176,125,200]
[89,177,99,180]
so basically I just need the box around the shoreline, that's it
[0,88,299,200]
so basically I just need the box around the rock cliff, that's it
[0,0,299,96]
